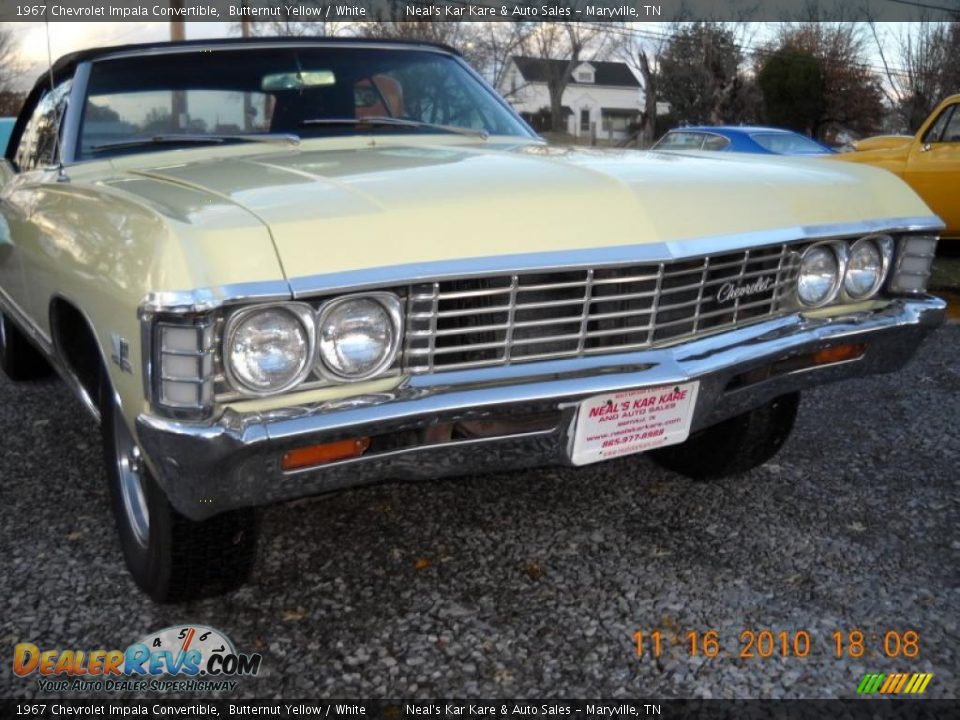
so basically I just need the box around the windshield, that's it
[78,47,532,158]
[749,132,831,154]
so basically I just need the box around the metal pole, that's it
[170,1,186,130]
[241,1,252,131]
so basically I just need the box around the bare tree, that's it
[358,2,481,52]
[612,25,668,146]
[525,20,613,133]
[0,24,25,114]
[657,23,747,125]
[468,22,536,94]
[0,25,21,91]
[870,20,960,133]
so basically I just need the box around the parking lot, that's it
[0,321,957,700]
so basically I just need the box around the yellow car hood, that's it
[127,140,933,282]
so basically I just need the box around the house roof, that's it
[511,57,640,88]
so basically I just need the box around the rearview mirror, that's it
[261,71,336,91]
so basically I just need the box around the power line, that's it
[883,0,960,15]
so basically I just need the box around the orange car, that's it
[834,94,960,240]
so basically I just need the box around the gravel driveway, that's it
[1,326,957,700]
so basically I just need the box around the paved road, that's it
[1,326,957,700]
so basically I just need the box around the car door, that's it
[0,79,72,330]
[904,101,960,236]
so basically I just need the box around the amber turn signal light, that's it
[281,437,371,471]
[812,344,866,365]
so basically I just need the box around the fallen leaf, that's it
[254,637,267,651]
[525,561,546,580]
[66,532,83,541]
[414,558,431,571]
[281,608,306,622]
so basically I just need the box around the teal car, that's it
[0,118,14,155]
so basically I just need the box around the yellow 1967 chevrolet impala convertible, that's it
[0,38,945,601]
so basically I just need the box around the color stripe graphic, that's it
[857,672,933,694]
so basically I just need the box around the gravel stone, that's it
[0,326,957,699]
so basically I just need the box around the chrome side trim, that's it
[287,217,944,298]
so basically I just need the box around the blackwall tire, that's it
[99,368,258,602]
[647,393,801,481]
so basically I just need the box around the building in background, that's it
[500,57,642,141]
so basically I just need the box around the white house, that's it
[500,57,642,141]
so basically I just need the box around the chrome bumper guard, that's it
[137,297,945,520]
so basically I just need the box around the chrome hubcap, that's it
[113,404,150,547]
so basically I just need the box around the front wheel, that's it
[647,392,800,480]
[100,369,258,602]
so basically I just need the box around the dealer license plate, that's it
[571,381,700,466]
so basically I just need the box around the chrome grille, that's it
[404,244,798,373]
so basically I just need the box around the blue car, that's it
[0,118,14,156]
[652,126,835,155]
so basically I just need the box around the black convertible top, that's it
[42,36,460,87]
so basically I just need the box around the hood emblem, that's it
[716,276,774,303]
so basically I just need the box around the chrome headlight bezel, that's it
[222,302,316,397]
[796,241,846,308]
[841,234,893,301]
[315,292,403,382]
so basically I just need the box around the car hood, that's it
[123,139,934,284]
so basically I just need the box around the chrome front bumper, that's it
[137,297,945,520]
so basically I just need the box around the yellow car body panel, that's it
[1,136,937,430]
[833,94,960,239]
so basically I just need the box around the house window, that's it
[580,109,590,132]
[601,111,634,133]
[576,71,593,83]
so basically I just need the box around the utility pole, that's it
[241,0,252,131]
[170,0,186,129]
[169,0,185,41]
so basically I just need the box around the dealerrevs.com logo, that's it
[13,625,262,693]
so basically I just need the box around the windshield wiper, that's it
[301,116,489,140]
[90,133,300,153]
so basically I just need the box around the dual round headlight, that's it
[225,295,401,395]
[797,236,890,308]
[797,245,840,306]
[844,238,886,299]
[317,297,399,380]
